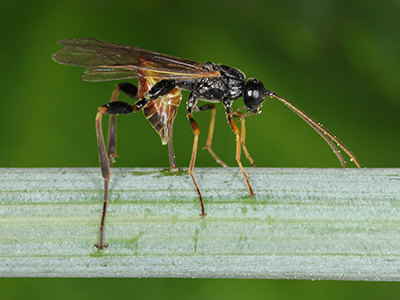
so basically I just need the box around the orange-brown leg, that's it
[227,114,255,197]
[95,106,111,250]
[232,111,257,167]
[107,83,139,167]
[95,90,138,250]
[197,104,228,167]
[168,124,178,171]
[188,112,206,217]
[106,86,120,167]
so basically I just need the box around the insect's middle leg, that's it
[195,104,228,167]
[187,112,206,217]
[186,92,207,217]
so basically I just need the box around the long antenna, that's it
[268,92,360,168]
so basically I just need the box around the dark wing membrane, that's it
[52,38,219,82]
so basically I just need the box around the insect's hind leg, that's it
[95,98,142,250]
[196,104,228,167]
[107,83,138,167]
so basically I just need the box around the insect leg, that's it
[195,104,228,167]
[108,83,139,167]
[95,100,136,250]
[168,124,178,170]
[232,110,257,167]
[187,93,206,217]
[225,105,255,197]
[144,79,177,100]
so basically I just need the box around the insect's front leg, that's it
[224,101,255,198]
[195,104,228,167]
[231,110,257,167]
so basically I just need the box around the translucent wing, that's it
[52,38,220,82]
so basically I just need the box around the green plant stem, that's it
[1,167,400,279]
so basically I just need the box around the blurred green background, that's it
[2,0,400,298]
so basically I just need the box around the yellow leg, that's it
[228,114,255,197]
[232,110,257,167]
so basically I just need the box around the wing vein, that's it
[52,38,219,82]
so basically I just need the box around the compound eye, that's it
[243,78,266,113]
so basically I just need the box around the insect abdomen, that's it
[143,87,182,145]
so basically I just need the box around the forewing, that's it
[52,38,218,82]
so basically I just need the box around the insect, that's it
[52,38,360,249]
